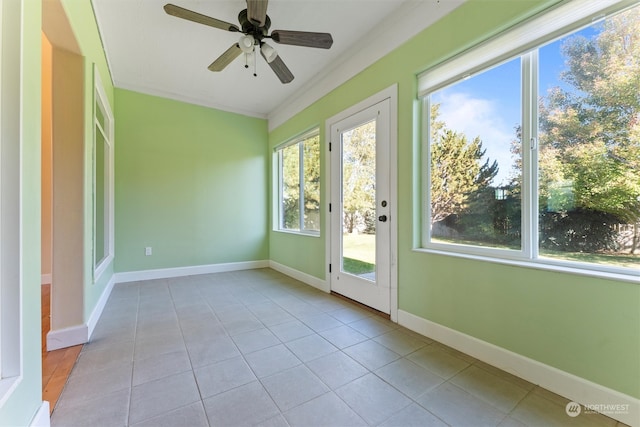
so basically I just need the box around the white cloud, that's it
[433,91,518,186]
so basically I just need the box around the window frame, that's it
[274,128,321,236]
[418,0,640,281]
[93,65,114,282]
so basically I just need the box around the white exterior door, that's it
[330,98,391,313]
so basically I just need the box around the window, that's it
[420,1,639,277]
[276,129,320,234]
[93,66,114,280]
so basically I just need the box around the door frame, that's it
[324,84,398,322]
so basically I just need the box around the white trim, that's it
[0,376,20,408]
[46,324,88,352]
[87,275,115,339]
[398,310,640,427]
[274,128,321,234]
[388,85,399,323]
[413,248,639,284]
[268,0,465,131]
[41,274,51,285]
[93,65,115,281]
[29,401,50,427]
[273,127,319,152]
[0,0,23,403]
[269,261,328,293]
[114,260,270,283]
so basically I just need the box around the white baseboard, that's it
[87,275,116,339]
[41,274,51,285]
[269,261,328,293]
[29,401,50,427]
[398,310,639,427]
[114,260,270,283]
[46,324,88,351]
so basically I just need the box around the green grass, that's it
[539,249,638,269]
[342,233,376,275]
[343,234,376,263]
[343,257,375,275]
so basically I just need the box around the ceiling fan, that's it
[164,1,334,84]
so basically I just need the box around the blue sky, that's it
[432,25,599,186]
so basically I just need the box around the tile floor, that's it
[51,268,627,427]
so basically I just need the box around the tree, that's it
[281,135,321,231]
[538,6,640,253]
[342,120,376,233]
[302,135,321,230]
[281,144,300,229]
[430,104,498,226]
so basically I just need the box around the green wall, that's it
[268,0,640,399]
[115,89,269,273]
[60,0,116,324]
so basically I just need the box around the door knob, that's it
[378,215,387,222]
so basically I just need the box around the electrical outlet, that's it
[145,247,152,256]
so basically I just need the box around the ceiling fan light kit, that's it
[164,0,333,84]
[239,34,255,53]
[260,43,277,64]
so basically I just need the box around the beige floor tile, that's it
[261,365,329,411]
[450,365,530,412]
[129,371,201,425]
[52,269,624,427]
[407,344,470,379]
[343,339,401,370]
[417,382,507,426]
[375,358,445,398]
[336,373,412,425]
[284,392,367,426]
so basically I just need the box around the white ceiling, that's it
[92,0,464,126]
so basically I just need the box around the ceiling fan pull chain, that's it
[253,47,258,77]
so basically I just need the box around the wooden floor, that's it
[41,284,83,414]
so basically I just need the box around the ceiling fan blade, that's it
[271,30,333,49]
[208,43,242,71]
[247,0,268,27]
[164,4,240,32]
[261,50,294,84]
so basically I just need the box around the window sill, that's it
[412,247,640,284]
[0,375,21,408]
[93,253,114,285]
[273,229,321,238]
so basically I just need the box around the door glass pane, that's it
[341,119,376,281]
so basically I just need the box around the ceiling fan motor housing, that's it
[238,9,270,41]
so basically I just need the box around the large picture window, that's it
[276,129,320,234]
[420,1,639,276]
